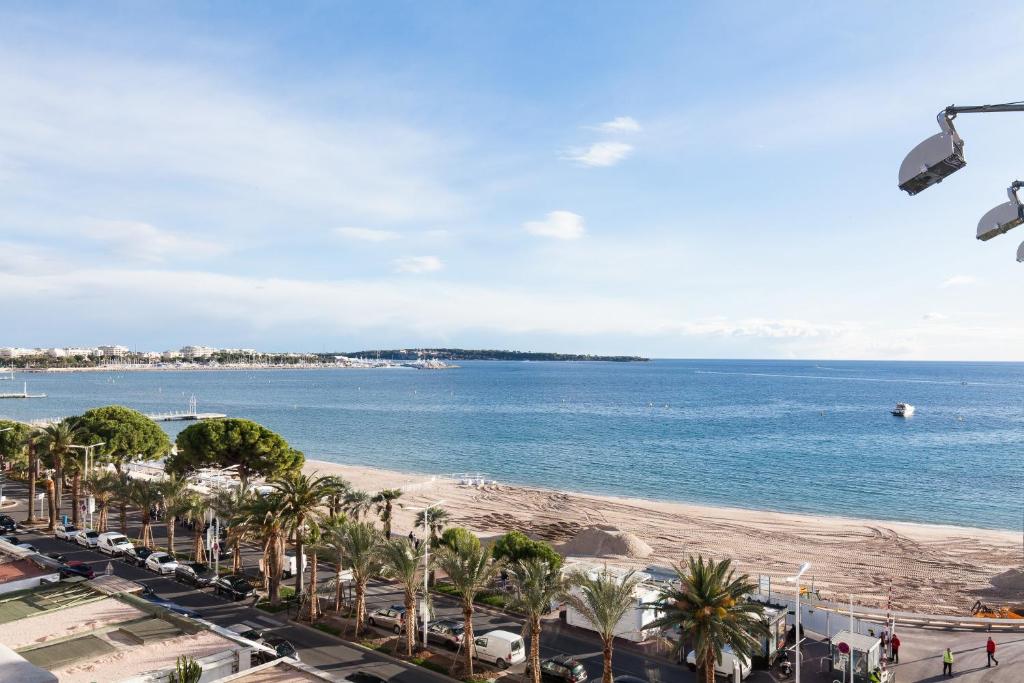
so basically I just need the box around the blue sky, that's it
[2,2,1024,359]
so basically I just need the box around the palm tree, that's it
[379,537,426,656]
[85,470,119,532]
[209,485,252,574]
[128,479,163,548]
[36,420,81,522]
[160,474,191,555]
[414,506,451,546]
[42,470,58,531]
[565,567,644,683]
[339,520,383,638]
[115,473,132,534]
[242,493,287,605]
[509,558,566,683]
[180,492,210,564]
[372,488,403,538]
[318,515,350,613]
[302,523,324,623]
[342,489,373,521]
[271,472,339,601]
[434,533,502,675]
[322,475,351,518]
[644,556,767,683]
[22,428,41,524]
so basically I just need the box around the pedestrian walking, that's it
[942,647,954,677]
[986,637,999,667]
[890,634,900,663]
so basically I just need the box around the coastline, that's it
[303,458,1022,615]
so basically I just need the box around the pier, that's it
[146,395,224,422]
[0,382,46,399]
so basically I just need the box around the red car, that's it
[60,560,95,580]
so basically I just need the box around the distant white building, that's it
[64,347,95,357]
[0,347,38,359]
[97,345,129,358]
[161,349,182,360]
[45,348,67,358]
[180,345,217,359]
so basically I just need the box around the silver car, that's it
[367,605,406,633]
[55,524,81,541]
[75,529,100,548]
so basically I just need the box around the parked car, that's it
[368,605,406,633]
[138,586,201,618]
[175,562,218,587]
[213,574,256,600]
[345,672,387,683]
[427,619,465,649]
[17,542,38,552]
[0,514,18,532]
[233,627,299,664]
[685,646,751,680]
[75,529,100,548]
[97,532,134,556]
[0,534,19,545]
[55,524,81,541]
[145,552,179,575]
[473,629,526,669]
[528,655,589,683]
[44,552,67,563]
[60,560,96,580]
[124,545,155,567]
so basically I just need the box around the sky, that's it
[2,2,1024,360]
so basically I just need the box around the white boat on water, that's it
[891,402,915,417]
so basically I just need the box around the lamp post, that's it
[410,500,445,649]
[786,562,811,683]
[69,442,105,528]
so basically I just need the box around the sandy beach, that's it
[303,459,1022,616]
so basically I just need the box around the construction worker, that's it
[986,637,999,667]
[869,667,882,683]
[942,647,954,677]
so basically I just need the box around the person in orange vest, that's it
[942,648,954,677]
[986,637,999,667]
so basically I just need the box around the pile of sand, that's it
[560,524,653,559]
[990,569,1024,593]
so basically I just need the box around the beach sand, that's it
[303,459,1022,615]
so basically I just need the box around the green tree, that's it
[114,472,133,533]
[85,470,120,533]
[565,568,643,683]
[439,526,478,550]
[372,488,403,538]
[339,520,383,638]
[0,420,30,472]
[318,515,350,613]
[209,485,253,574]
[127,479,163,548]
[342,489,372,521]
[173,655,202,683]
[180,492,210,563]
[159,474,191,555]
[36,419,82,523]
[42,469,58,531]
[241,493,287,604]
[413,506,450,546]
[509,558,566,683]
[77,406,170,473]
[379,537,426,656]
[644,556,767,683]
[168,419,303,488]
[492,531,563,571]
[434,532,502,675]
[23,428,43,524]
[271,472,338,602]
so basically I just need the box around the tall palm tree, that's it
[434,533,502,675]
[321,475,351,518]
[115,473,132,534]
[342,489,373,521]
[565,567,644,683]
[180,491,210,563]
[339,520,383,638]
[242,493,287,605]
[209,485,252,574]
[128,479,163,548]
[644,556,767,683]
[22,428,41,524]
[414,506,451,546]
[271,472,339,600]
[160,474,191,555]
[36,420,81,522]
[379,537,426,656]
[42,469,58,531]
[302,523,324,623]
[85,470,120,532]
[318,515,350,613]
[509,558,566,683]
[372,488,403,538]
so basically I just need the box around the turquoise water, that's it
[2,360,1022,531]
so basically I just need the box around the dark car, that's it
[175,562,218,587]
[0,514,17,532]
[124,545,155,567]
[238,629,299,664]
[0,534,20,545]
[138,586,201,618]
[427,619,465,649]
[529,655,589,683]
[60,560,96,580]
[345,672,387,683]
[214,573,256,600]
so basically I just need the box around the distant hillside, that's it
[332,348,649,362]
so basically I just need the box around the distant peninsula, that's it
[337,348,649,362]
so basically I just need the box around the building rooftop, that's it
[0,557,53,584]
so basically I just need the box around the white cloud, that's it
[592,116,642,134]
[564,141,634,167]
[523,211,586,240]
[394,255,443,274]
[83,221,225,262]
[941,275,976,288]
[334,227,400,242]
[922,312,948,321]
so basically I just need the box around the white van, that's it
[685,646,751,680]
[97,532,134,557]
[473,629,526,669]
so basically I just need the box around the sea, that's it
[1,360,1021,532]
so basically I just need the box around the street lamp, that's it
[977,181,1024,241]
[786,562,811,683]
[410,499,445,649]
[69,442,105,528]
[898,102,1024,196]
